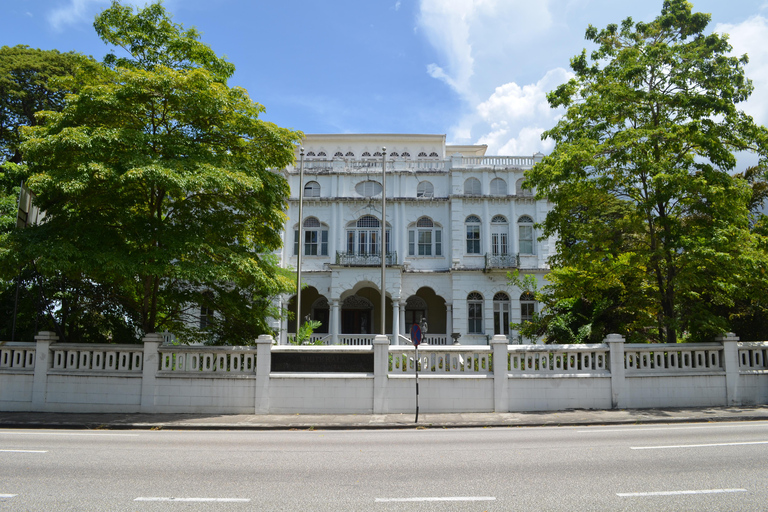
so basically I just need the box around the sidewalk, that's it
[1,406,767,430]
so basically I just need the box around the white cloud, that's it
[47,0,154,31]
[473,68,571,155]
[395,1,402,11]
[716,15,768,127]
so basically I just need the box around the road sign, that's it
[410,324,422,346]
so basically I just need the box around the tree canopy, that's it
[525,0,768,343]
[0,1,301,344]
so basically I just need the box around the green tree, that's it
[0,46,85,341]
[526,0,768,343]
[0,1,300,344]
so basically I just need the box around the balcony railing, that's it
[335,251,397,266]
[485,252,519,269]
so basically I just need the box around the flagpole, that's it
[380,147,386,337]
[295,147,305,341]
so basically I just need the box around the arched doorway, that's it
[341,295,373,334]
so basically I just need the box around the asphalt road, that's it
[1,421,767,511]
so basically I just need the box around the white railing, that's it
[508,344,608,374]
[0,342,36,371]
[158,346,257,374]
[624,343,723,373]
[422,334,449,345]
[337,335,376,346]
[738,342,768,370]
[456,156,535,168]
[50,344,144,373]
[389,346,492,374]
[286,333,331,344]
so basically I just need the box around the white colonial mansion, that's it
[274,134,553,345]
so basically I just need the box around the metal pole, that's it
[380,147,386,336]
[11,181,25,341]
[415,346,420,423]
[295,148,305,341]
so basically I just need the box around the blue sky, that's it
[3,0,768,162]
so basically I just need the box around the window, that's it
[418,152,428,157]
[416,181,434,198]
[516,178,533,197]
[199,306,213,329]
[464,178,481,195]
[345,151,354,157]
[317,151,326,157]
[294,217,328,256]
[390,152,399,157]
[405,296,427,336]
[355,180,382,197]
[518,215,534,254]
[401,152,410,158]
[520,292,536,323]
[373,151,383,157]
[465,215,481,254]
[334,151,344,157]
[429,152,439,157]
[468,292,484,334]
[408,217,442,257]
[306,151,316,157]
[362,151,371,157]
[493,292,510,335]
[304,181,320,197]
[346,215,391,255]
[490,178,507,196]
[491,215,508,255]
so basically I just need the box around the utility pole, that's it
[295,148,305,341]
[380,147,387,337]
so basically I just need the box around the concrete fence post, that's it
[32,331,58,409]
[604,333,626,409]
[140,333,163,413]
[372,335,390,414]
[490,335,509,413]
[717,332,741,406]
[254,335,273,414]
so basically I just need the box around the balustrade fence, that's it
[1,332,766,414]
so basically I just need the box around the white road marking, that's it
[134,497,250,502]
[0,494,17,498]
[618,489,747,497]
[0,431,139,437]
[375,497,496,503]
[579,423,768,433]
[631,441,768,450]
[0,449,47,453]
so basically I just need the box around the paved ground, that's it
[1,405,767,430]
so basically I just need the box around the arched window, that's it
[518,215,534,254]
[418,152,428,157]
[416,181,434,198]
[334,151,344,157]
[304,181,320,197]
[362,151,371,157]
[464,177,481,195]
[373,151,383,157]
[355,180,383,197]
[520,292,536,323]
[306,151,316,157]
[408,217,442,257]
[390,152,399,157]
[467,292,484,334]
[493,292,511,335]
[317,151,326,157]
[345,151,355,157]
[491,215,508,255]
[465,215,481,254]
[346,215,391,255]
[294,217,329,256]
[516,178,533,197]
[429,152,439,157]
[401,151,410,158]
[490,178,507,196]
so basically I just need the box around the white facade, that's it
[276,134,553,345]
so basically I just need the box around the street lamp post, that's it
[380,147,386,338]
[295,147,305,342]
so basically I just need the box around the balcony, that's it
[335,251,398,267]
[485,253,519,270]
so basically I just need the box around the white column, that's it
[392,299,401,344]
[280,299,288,345]
[254,334,273,414]
[331,298,340,345]
[32,331,58,409]
[491,335,509,412]
[373,334,390,413]
[604,333,626,409]
[140,333,163,413]
[446,303,454,338]
[718,332,741,406]
[399,301,406,339]
[482,201,491,257]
